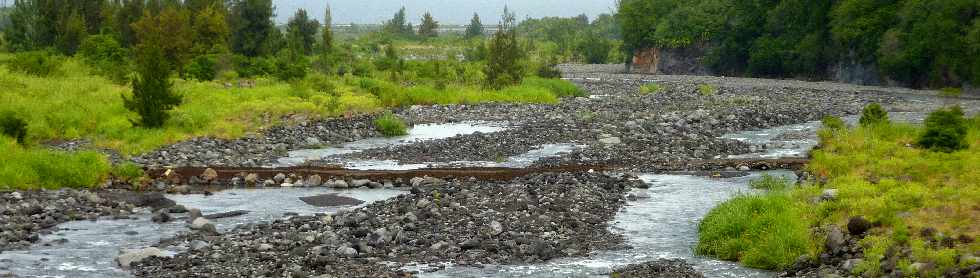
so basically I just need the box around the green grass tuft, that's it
[749,174,793,191]
[698,84,717,96]
[639,83,662,95]
[373,111,408,137]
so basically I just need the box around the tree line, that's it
[618,0,980,89]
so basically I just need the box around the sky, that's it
[273,0,618,25]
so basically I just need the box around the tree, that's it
[55,9,86,55]
[132,7,193,72]
[191,3,229,54]
[286,8,319,55]
[124,43,181,128]
[321,4,333,52]
[918,106,969,153]
[230,0,275,57]
[484,7,524,89]
[114,0,144,47]
[859,103,889,127]
[465,13,483,39]
[417,11,438,39]
[383,6,412,37]
[6,0,41,51]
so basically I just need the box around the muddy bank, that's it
[131,172,640,277]
[0,190,174,252]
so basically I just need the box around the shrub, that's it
[749,174,793,191]
[79,35,131,84]
[111,162,145,183]
[7,51,62,77]
[185,55,218,81]
[373,111,408,137]
[696,193,812,270]
[535,57,562,78]
[274,50,310,81]
[917,106,969,153]
[859,103,889,127]
[822,116,846,130]
[484,9,524,89]
[124,44,182,128]
[698,84,717,96]
[640,83,662,95]
[0,112,28,144]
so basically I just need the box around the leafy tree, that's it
[55,9,86,55]
[191,3,230,54]
[417,11,438,39]
[286,9,319,55]
[484,7,524,89]
[321,4,333,52]
[918,106,969,153]
[113,0,144,47]
[383,6,412,37]
[79,34,130,83]
[859,103,889,127]
[5,0,40,51]
[465,13,483,39]
[132,7,193,73]
[124,43,181,128]
[577,30,612,64]
[229,0,275,57]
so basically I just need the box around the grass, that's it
[639,83,662,95]
[698,114,980,275]
[0,137,111,190]
[698,84,717,96]
[748,174,793,191]
[373,111,408,137]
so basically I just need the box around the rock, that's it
[188,208,203,221]
[203,210,249,219]
[489,220,504,235]
[350,179,372,188]
[305,175,323,187]
[460,238,481,250]
[410,176,446,187]
[627,191,650,201]
[336,246,358,257]
[257,243,273,251]
[244,173,259,186]
[826,225,845,254]
[327,180,348,188]
[299,194,364,207]
[429,241,449,251]
[117,247,163,269]
[8,192,22,200]
[189,240,209,251]
[842,258,864,272]
[305,137,322,146]
[168,205,188,213]
[190,217,211,230]
[738,165,751,171]
[847,216,871,236]
[273,173,287,183]
[262,179,276,187]
[598,136,622,145]
[820,189,838,201]
[170,185,191,194]
[201,168,218,183]
[611,259,705,278]
[151,211,172,223]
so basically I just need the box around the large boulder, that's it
[117,247,163,269]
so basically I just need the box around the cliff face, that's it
[630,46,710,76]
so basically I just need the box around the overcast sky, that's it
[274,0,617,25]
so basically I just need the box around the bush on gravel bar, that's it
[373,111,408,137]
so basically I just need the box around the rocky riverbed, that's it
[131,172,640,277]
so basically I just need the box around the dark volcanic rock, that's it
[611,259,705,278]
[299,194,365,207]
[131,172,638,277]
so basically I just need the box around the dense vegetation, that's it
[0,2,586,189]
[698,106,979,275]
[618,0,980,88]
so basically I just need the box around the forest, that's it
[618,0,980,88]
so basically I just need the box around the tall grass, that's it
[373,111,408,137]
[0,138,110,190]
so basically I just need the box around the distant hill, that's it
[273,0,616,25]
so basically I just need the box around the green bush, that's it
[749,174,793,191]
[859,103,889,127]
[234,55,275,78]
[185,55,218,81]
[696,192,812,270]
[0,112,28,144]
[917,106,969,153]
[640,83,662,95]
[822,115,846,130]
[273,51,310,81]
[373,111,408,137]
[7,51,62,77]
[125,44,182,128]
[78,35,131,84]
[698,84,717,96]
[111,162,145,183]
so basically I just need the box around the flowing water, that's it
[276,122,508,166]
[418,171,793,278]
[0,188,405,278]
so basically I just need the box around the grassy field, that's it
[697,114,980,275]
[0,53,582,189]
